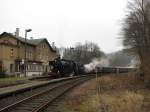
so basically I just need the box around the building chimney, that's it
[52,42,55,48]
[15,28,20,38]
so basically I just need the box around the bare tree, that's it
[122,0,150,81]
[62,42,104,64]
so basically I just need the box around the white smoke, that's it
[84,57,109,73]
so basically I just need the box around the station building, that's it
[0,29,58,76]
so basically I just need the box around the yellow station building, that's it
[0,29,58,76]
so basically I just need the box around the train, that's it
[48,58,133,78]
[95,66,133,74]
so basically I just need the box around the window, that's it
[29,64,32,70]
[17,41,20,46]
[4,40,8,43]
[0,61,2,71]
[46,56,49,60]
[28,52,32,59]
[38,66,41,71]
[32,65,36,71]
[45,66,48,72]
[10,48,14,57]
[42,44,45,48]
[10,64,13,72]
[26,65,29,71]
[39,54,42,59]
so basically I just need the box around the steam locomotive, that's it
[48,58,84,77]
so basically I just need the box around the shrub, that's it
[0,69,7,78]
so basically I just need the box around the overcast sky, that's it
[0,0,128,53]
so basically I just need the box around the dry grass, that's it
[79,92,144,112]
[59,73,150,112]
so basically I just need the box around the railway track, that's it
[0,78,77,109]
[0,76,91,112]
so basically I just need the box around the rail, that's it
[0,76,91,112]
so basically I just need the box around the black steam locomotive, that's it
[49,58,84,77]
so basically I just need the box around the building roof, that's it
[0,32,56,52]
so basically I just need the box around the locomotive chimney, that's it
[15,28,20,38]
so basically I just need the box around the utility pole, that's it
[96,67,102,95]
[24,29,32,77]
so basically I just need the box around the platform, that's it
[0,76,80,99]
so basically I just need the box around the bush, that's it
[0,69,7,78]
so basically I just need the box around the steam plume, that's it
[84,57,109,73]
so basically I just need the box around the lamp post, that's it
[24,29,32,77]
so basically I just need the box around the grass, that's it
[0,77,29,88]
[0,77,28,82]
[59,72,150,112]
